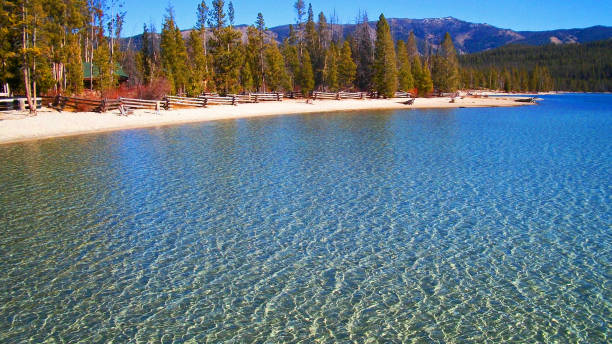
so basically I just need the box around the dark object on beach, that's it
[515,97,536,103]
[403,99,415,105]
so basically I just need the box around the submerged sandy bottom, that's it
[0,97,529,144]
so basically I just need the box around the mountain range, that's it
[122,17,612,55]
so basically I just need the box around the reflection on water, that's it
[0,94,610,342]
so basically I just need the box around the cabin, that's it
[82,62,129,89]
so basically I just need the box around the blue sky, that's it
[120,0,611,37]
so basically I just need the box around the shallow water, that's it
[0,94,610,343]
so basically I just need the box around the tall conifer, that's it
[338,41,356,90]
[373,14,397,98]
[396,40,414,91]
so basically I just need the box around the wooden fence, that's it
[0,97,42,111]
[284,92,305,99]
[394,91,413,98]
[313,92,366,100]
[119,97,164,110]
[165,96,205,109]
[338,92,366,99]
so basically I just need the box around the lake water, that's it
[0,94,610,342]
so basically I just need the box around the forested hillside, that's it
[459,40,612,92]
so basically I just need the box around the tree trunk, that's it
[21,1,35,115]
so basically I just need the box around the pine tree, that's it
[419,60,433,96]
[282,39,300,90]
[406,31,419,57]
[299,50,314,96]
[208,0,241,94]
[256,13,266,91]
[93,38,115,91]
[227,1,234,26]
[245,26,262,91]
[140,23,154,85]
[304,4,317,59]
[396,40,414,91]
[433,32,460,92]
[373,14,397,98]
[240,60,254,92]
[196,1,210,90]
[264,43,288,91]
[353,12,374,90]
[160,8,178,92]
[173,23,190,94]
[338,40,356,90]
[66,34,84,94]
[187,30,208,96]
[323,43,338,91]
[0,0,16,94]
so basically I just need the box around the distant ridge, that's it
[121,17,612,54]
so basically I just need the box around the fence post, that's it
[18,99,25,111]
[232,95,236,106]
[203,98,207,108]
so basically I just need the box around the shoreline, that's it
[0,97,532,145]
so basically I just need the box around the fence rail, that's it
[338,92,366,99]
[313,91,366,100]
[0,97,42,111]
[394,91,413,98]
[198,96,236,106]
[165,96,206,109]
[120,97,164,110]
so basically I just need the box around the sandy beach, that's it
[0,96,532,145]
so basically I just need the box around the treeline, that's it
[0,0,127,111]
[460,40,612,92]
[0,0,465,114]
[143,0,461,98]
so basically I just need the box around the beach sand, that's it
[0,96,532,145]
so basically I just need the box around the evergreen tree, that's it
[353,12,374,90]
[187,30,208,95]
[373,14,397,98]
[282,39,300,90]
[196,1,210,89]
[299,50,314,96]
[419,60,433,96]
[93,38,115,91]
[227,1,234,26]
[433,32,460,92]
[246,26,263,91]
[406,31,419,57]
[264,43,288,91]
[304,4,317,59]
[66,34,84,94]
[0,0,17,94]
[338,40,356,90]
[294,0,305,53]
[396,40,414,91]
[256,13,266,91]
[240,59,254,92]
[208,0,242,94]
[323,43,338,91]
[160,8,190,94]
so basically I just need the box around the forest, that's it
[459,40,612,92]
[0,0,607,111]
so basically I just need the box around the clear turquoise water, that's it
[0,94,610,343]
